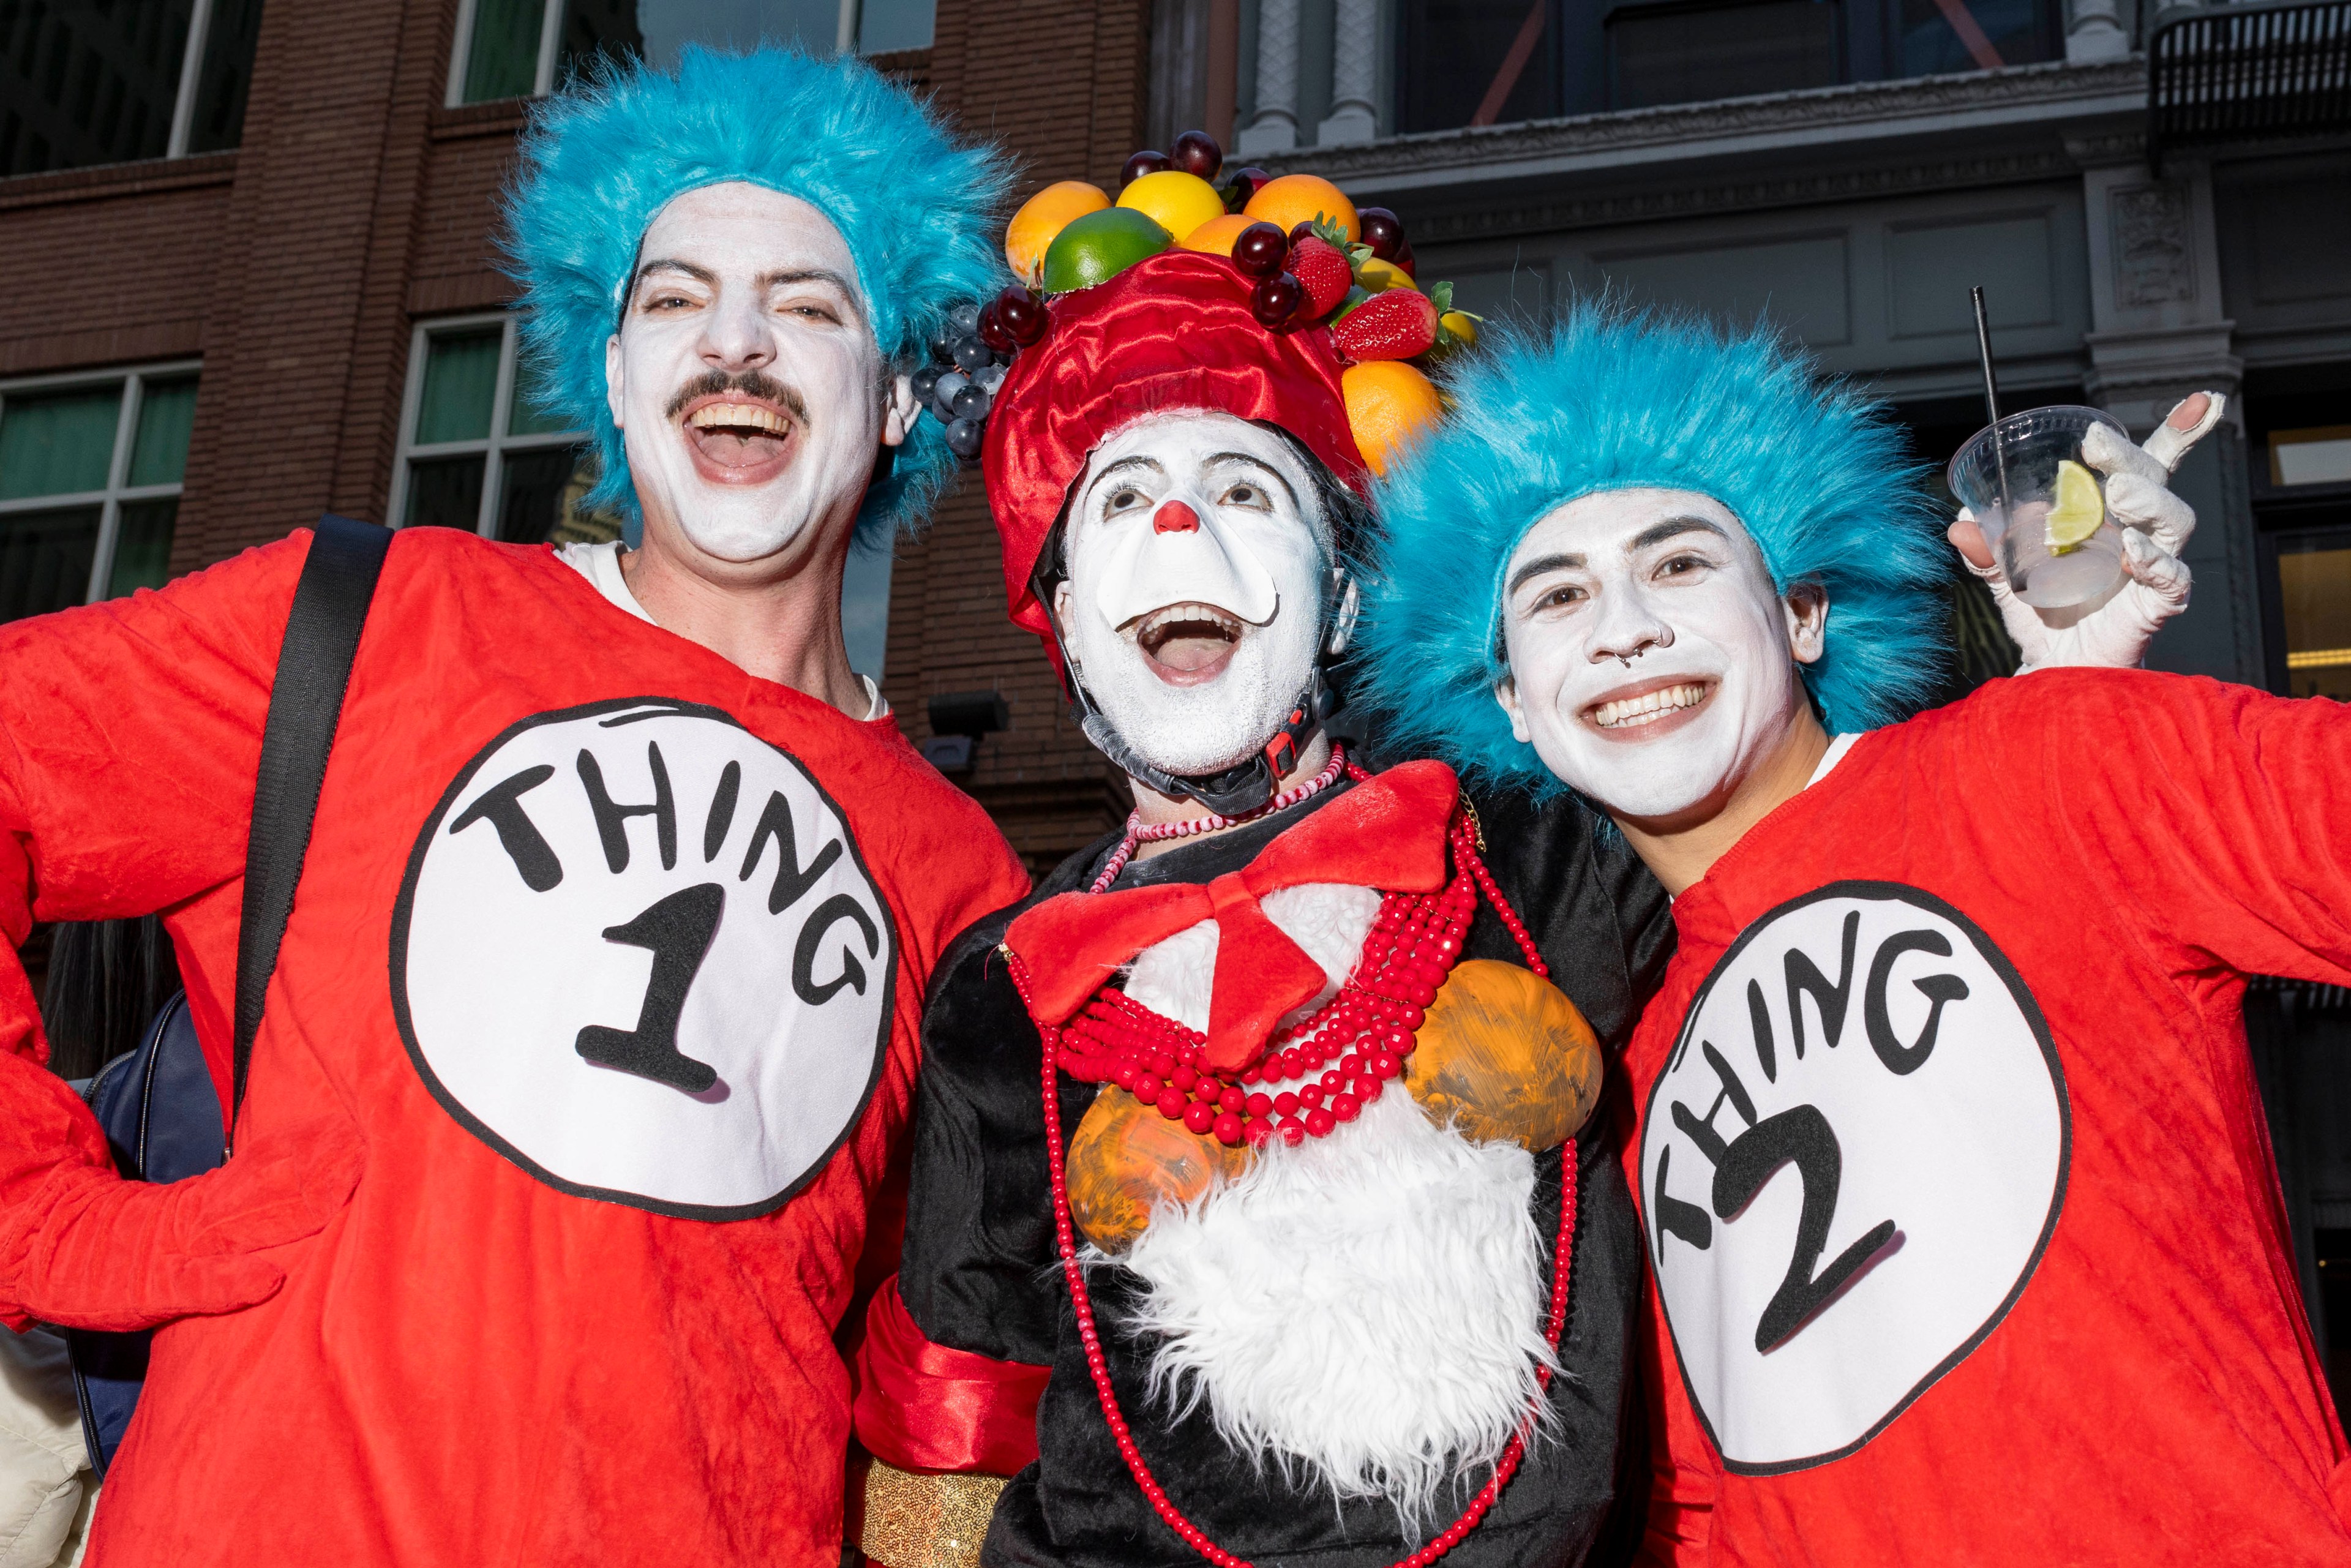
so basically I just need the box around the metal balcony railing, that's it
[2150,0,2351,172]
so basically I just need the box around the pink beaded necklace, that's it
[1088,745,1352,894]
[999,775,1578,1568]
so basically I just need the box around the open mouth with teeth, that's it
[1586,680,1714,735]
[680,397,797,482]
[1130,601,1244,686]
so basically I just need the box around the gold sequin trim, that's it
[850,1454,1007,1568]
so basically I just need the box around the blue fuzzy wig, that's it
[1355,305,1951,797]
[505,46,1011,547]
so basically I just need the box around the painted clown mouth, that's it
[678,395,799,484]
[1131,601,1243,686]
[1585,679,1713,735]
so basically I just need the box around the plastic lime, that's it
[2044,459,2104,554]
[1040,208,1172,294]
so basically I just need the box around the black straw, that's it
[1971,286,2013,521]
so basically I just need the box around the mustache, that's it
[665,370,807,424]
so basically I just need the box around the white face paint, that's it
[604,182,915,565]
[1054,411,1331,778]
[1493,487,1826,823]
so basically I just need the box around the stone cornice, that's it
[1404,138,2146,242]
[1265,59,2147,193]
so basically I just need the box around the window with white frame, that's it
[446,0,936,106]
[0,365,198,624]
[1,0,264,179]
[391,316,622,547]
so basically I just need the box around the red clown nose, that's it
[1153,501,1201,535]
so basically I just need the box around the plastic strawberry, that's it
[1288,234,1354,318]
[1332,287,1438,362]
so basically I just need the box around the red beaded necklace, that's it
[1000,770,1578,1568]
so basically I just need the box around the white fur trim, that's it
[1123,882,1382,1034]
[1116,1090,1555,1531]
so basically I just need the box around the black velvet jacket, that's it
[897,771,1674,1568]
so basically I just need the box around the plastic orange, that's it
[1005,180,1111,287]
[1118,170,1227,248]
[1242,174,1360,244]
[1065,1087,1248,1253]
[1404,960,1602,1150]
[1341,361,1443,477]
[1180,212,1256,257]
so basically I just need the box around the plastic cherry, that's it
[1224,165,1272,204]
[977,302,1016,354]
[1120,149,1170,188]
[1171,128,1222,179]
[1359,206,1405,259]
[996,285,1047,344]
[1229,220,1288,279]
[1251,271,1305,328]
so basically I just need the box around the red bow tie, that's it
[1004,760,1460,1071]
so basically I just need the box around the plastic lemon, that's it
[2045,459,2104,554]
[1040,207,1172,294]
[1119,170,1226,248]
[1356,255,1418,294]
[1341,361,1443,478]
[1006,180,1111,287]
[1242,174,1360,244]
[1439,310,1478,349]
[1180,212,1256,257]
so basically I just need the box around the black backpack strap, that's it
[230,515,390,1139]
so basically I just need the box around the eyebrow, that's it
[629,263,863,319]
[1506,552,1585,596]
[760,268,863,316]
[1086,454,1166,501]
[1204,451,1300,509]
[1632,516,1731,550]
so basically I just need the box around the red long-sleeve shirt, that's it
[1624,670,2351,1565]
[0,528,1027,1566]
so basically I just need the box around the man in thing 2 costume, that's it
[849,140,1678,1568]
[1360,308,2351,1563]
[0,50,1029,1564]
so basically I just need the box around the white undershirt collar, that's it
[1807,731,1862,788]
[555,540,888,721]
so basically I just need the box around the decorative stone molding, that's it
[1403,148,2086,242]
[1317,0,1379,146]
[2109,182,2195,309]
[1237,0,1301,155]
[1265,59,2147,184]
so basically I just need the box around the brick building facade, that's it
[1,0,1144,880]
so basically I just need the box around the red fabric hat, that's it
[981,249,1370,665]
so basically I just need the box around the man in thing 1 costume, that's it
[0,48,1028,1564]
[1358,307,2351,1564]
[848,140,1677,1568]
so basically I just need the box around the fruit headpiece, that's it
[1355,306,1952,797]
[504,45,1010,547]
[938,131,1470,669]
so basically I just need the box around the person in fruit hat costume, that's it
[847,137,1667,1568]
[0,47,1031,1565]
[1357,306,2351,1566]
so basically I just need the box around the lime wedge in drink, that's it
[2044,459,2104,555]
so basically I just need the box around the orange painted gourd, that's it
[1405,959,1602,1149]
[1066,1087,1249,1254]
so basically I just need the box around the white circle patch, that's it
[1638,881,2066,1473]
[392,699,895,1219]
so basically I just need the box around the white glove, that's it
[1949,392,2227,672]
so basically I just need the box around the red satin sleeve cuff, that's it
[853,1277,1049,1477]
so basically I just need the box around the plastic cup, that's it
[1945,405,2130,610]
